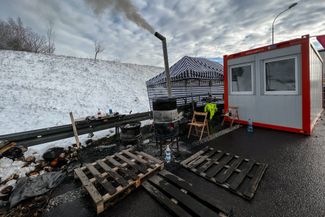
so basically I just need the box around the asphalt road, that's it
[45,116,325,217]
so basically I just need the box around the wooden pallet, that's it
[143,170,230,217]
[181,146,267,200]
[74,148,164,214]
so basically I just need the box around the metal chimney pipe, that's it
[154,32,172,98]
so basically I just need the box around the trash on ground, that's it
[42,147,65,162]
[9,171,65,208]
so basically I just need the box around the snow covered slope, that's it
[0,50,162,134]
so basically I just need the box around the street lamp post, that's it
[271,2,298,44]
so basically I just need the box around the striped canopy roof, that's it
[146,56,224,86]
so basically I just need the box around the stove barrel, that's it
[154,32,172,98]
[152,98,179,139]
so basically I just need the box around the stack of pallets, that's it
[143,170,230,217]
[74,148,164,214]
[181,146,267,200]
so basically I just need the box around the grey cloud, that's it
[84,0,155,33]
[0,0,324,67]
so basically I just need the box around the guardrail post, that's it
[70,112,80,149]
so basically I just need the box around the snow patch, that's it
[0,50,161,135]
[0,157,34,181]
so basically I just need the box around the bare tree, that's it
[46,20,55,54]
[0,17,53,54]
[94,40,104,61]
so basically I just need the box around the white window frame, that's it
[263,56,298,95]
[229,63,254,95]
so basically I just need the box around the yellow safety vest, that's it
[204,103,217,120]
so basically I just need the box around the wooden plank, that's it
[69,112,80,149]
[96,175,117,195]
[181,146,210,166]
[86,164,101,177]
[135,151,163,164]
[118,167,138,180]
[159,170,228,214]
[0,142,16,155]
[115,153,147,173]
[122,149,148,165]
[205,154,234,178]
[188,148,220,169]
[106,156,122,167]
[97,160,129,187]
[230,160,255,191]
[215,156,244,183]
[149,175,220,217]
[74,169,102,204]
[86,164,117,195]
[243,164,268,199]
[196,151,225,173]
[142,181,192,217]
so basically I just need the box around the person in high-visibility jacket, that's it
[204,102,217,120]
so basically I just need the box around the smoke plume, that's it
[85,0,155,34]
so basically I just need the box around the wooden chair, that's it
[221,106,239,127]
[187,111,209,141]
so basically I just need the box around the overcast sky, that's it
[0,0,324,66]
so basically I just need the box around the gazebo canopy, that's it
[146,56,224,86]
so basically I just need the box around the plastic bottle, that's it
[165,145,171,163]
[97,108,102,117]
[247,117,254,133]
[106,108,111,116]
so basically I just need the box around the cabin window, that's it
[230,63,253,94]
[264,56,297,95]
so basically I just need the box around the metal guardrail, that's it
[0,112,152,147]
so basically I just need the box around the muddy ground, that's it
[7,116,325,217]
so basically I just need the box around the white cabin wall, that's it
[309,45,323,126]
[228,45,303,129]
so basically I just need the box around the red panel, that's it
[226,36,308,60]
[223,55,228,113]
[301,37,311,134]
[316,35,325,48]
[224,117,307,134]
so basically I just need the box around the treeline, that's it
[0,17,55,54]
